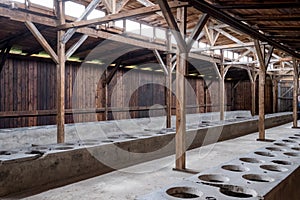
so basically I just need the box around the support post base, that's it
[172,168,199,174]
[256,138,275,142]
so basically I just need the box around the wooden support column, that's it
[175,6,187,170]
[166,30,172,128]
[272,77,278,113]
[175,51,187,170]
[293,57,299,128]
[254,40,267,140]
[57,0,66,143]
[258,64,266,140]
[251,77,256,116]
[220,50,225,120]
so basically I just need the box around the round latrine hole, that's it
[33,146,48,150]
[265,147,284,152]
[254,151,276,157]
[81,142,98,146]
[274,142,291,147]
[292,147,300,151]
[239,157,264,163]
[107,136,119,140]
[284,152,300,157]
[260,165,288,172]
[221,165,249,172]
[272,160,292,165]
[140,134,152,137]
[282,139,297,143]
[124,136,138,139]
[289,136,300,140]
[166,187,202,199]
[0,151,17,155]
[54,146,74,150]
[205,197,216,200]
[242,174,274,183]
[101,140,114,143]
[64,143,76,146]
[219,185,257,198]
[198,174,230,183]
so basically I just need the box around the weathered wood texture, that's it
[0,56,274,129]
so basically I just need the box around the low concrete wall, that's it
[138,133,300,200]
[0,112,292,197]
[0,111,252,149]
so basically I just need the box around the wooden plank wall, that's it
[0,56,274,129]
[278,80,293,112]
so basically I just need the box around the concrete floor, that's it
[21,121,298,200]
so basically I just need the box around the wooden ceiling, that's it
[204,0,300,56]
[0,0,299,76]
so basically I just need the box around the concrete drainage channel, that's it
[137,134,300,200]
[0,112,293,197]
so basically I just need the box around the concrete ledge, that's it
[138,133,300,200]
[0,112,293,197]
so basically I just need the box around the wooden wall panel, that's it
[0,56,275,129]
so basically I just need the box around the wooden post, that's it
[204,83,207,113]
[293,57,299,128]
[175,52,187,170]
[254,40,266,140]
[56,0,66,143]
[251,80,256,116]
[258,65,266,140]
[220,50,225,120]
[272,77,278,113]
[166,30,172,128]
[105,70,109,121]
[175,6,187,170]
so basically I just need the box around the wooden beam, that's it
[60,2,188,30]
[272,77,278,113]
[56,0,66,143]
[25,21,58,64]
[153,49,168,75]
[238,14,300,21]
[116,0,131,13]
[250,71,256,116]
[102,0,112,13]
[106,60,122,85]
[62,0,102,44]
[293,57,299,128]
[264,47,274,67]
[0,5,169,51]
[186,14,209,52]
[136,0,154,7]
[174,7,187,170]
[254,40,266,140]
[220,50,225,120]
[191,42,257,52]
[158,0,187,53]
[166,30,172,128]
[190,0,300,59]
[214,3,300,9]
[65,35,89,59]
[0,45,11,72]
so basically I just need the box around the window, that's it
[30,0,53,8]
[141,24,153,38]
[65,1,85,18]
